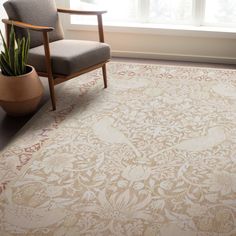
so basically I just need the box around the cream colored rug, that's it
[0,62,236,236]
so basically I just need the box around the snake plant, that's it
[0,25,30,76]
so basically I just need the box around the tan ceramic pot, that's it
[0,66,44,116]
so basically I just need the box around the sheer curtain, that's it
[70,0,139,25]
[204,0,236,26]
[70,0,236,27]
[148,0,193,24]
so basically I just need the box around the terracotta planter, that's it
[0,66,44,116]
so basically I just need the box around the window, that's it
[148,0,193,24]
[204,0,236,26]
[70,0,236,28]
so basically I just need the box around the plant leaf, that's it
[14,48,19,75]
[0,30,10,64]
[9,25,15,70]
[0,54,14,75]
[0,25,30,76]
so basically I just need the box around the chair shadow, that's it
[0,80,104,151]
[0,110,34,151]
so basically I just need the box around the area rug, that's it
[0,62,236,235]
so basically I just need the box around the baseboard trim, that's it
[112,50,236,65]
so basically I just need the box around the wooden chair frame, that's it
[2,8,109,110]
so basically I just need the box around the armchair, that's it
[3,0,111,110]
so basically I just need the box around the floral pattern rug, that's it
[0,62,236,236]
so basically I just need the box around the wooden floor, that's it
[0,78,51,150]
[0,58,235,150]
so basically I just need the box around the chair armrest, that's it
[57,8,107,15]
[2,19,54,32]
[57,8,106,43]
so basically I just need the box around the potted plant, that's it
[0,26,43,116]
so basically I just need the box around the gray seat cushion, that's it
[4,0,64,48]
[28,40,111,76]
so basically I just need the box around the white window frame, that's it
[192,0,205,26]
[65,0,236,39]
[137,0,149,22]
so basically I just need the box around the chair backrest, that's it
[3,0,64,48]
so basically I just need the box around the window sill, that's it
[67,22,236,39]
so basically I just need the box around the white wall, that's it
[65,29,236,64]
[0,0,7,49]
[56,0,236,64]
[0,0,6,31]
[1,0,235,64]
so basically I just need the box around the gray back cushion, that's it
[3,0,64,48]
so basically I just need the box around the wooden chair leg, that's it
[102,64,107,88]
[43,31,56,110]
[47,77,56,111]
